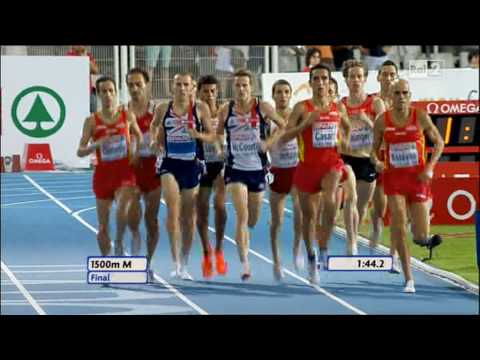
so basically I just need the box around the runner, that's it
[282,64,351,284]
[217,69,286,281]
[371,79,444,293]
[125,68,162,281]
[77,76,143,257]
[196,75,228,279]
[150,72,217,280]
[370,60,398,249]
[340,60,385,234]
[268,79,303,281]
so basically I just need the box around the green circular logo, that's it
[11,86,66,138]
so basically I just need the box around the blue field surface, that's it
[1,172,478,315]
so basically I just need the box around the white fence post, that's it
[113,45,120,93]
[271,46,279,73]
[120,45,129,104]
[129,45,136,69]
[264,46,270,73]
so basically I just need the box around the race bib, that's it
[389,142,419,168]
[270,140,298,168]
[350,126,373,150]
[166,126,196,160]
[312,122,337,148]
[100,135,128,162]
[230,130,259,157]
[139,132,154,157]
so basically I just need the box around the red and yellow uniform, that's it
[293,100,344,193]
[383,107,430,203]
[92,109,136,199]
[133,101,161,193]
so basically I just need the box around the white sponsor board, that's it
[261,68,479,106]
[1,56,91,168]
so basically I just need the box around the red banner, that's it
[23,144,55,171]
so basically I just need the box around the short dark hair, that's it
[379,60,399,74]
[233,68,256,89]
[342,59,368,79]
[126,67,150,83]
[468,49,479,62]
[309,63,332,82]
[272,79,292,96]
[305,48,321,67]
[96,76,117,92]
[198,75,219,91]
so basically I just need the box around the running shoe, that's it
[202,254,214,279]
[215,250,228,275]
[403,280,416,293]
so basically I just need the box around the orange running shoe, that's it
[215,250,228,275]
[202,254,214,279]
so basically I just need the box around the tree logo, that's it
[11,86,66,138]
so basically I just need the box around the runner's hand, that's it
[418,168,433,183]
[129,153,140,166]
[187,127,200,139]
[374,160,385,173]
[258,140,268,153]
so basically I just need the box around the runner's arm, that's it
[127,111,143,156]
[150,103,168,153]
[420,110,444,174]
[77,116,100,157]
[370,113,385,172]
[260,101,286,150]
[191,101,217,144]
[216,102,228,145]
[372,96,386,122]
[280,102,308,143]
[338,101,351,152]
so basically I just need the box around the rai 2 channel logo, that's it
[408,60,444,79]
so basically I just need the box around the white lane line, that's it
[151,274,207,315]
[6,264,84,268]
[6,269,86,274]
[2,196,95,207]
[23,175,73,214]
[2,189,92,197]
[1,261,46,315]
[2,290,111,294]
[160,198,365,315]
[262,198,293,213]
[2,280,87,285]
[1,184,92,191]
[208,226,366,315]
[22,179,207,316]
[263,198,479,295]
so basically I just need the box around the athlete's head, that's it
[198,75,219,103]
[96,76,117,108]
[342,60,368,93]
[305,48,321,68]
[377,60,398,92]
[329,77,339,101]
[468,49,479,68]
[126,67,150,101]
[233,69,255,101]
[173,72,194,100]
[391,79,411,110]
[309,64,331,98]
[272,79,292,110]
[71,45,87,54]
